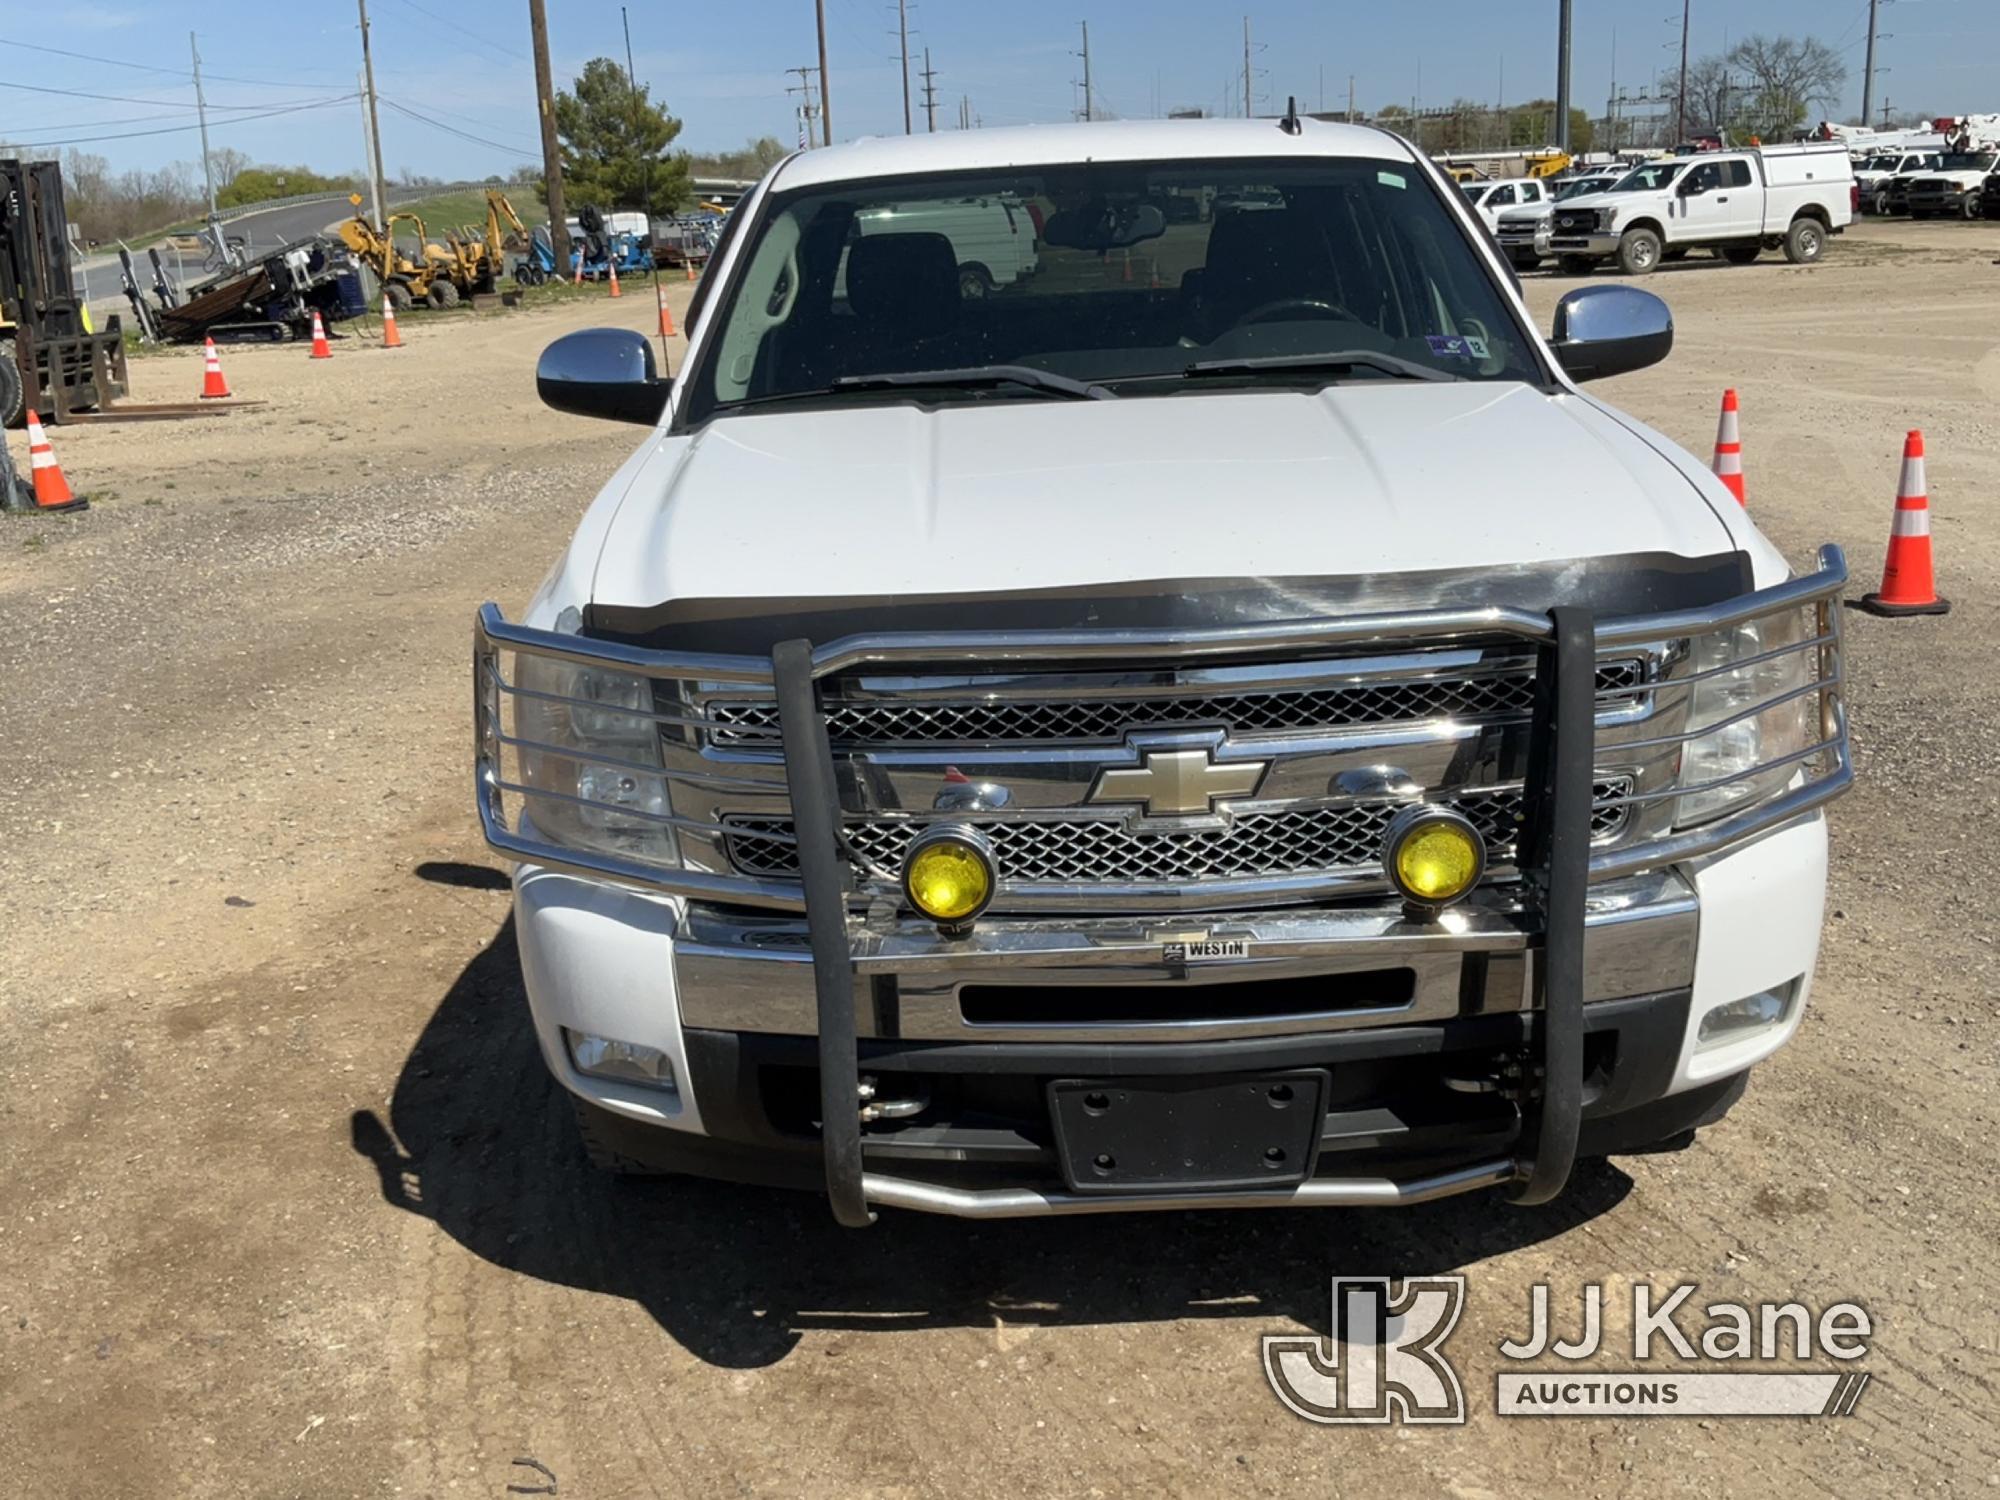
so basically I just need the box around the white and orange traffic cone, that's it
[1711,389,1746,505]
[382,293,404,349]
[685,258,696,283]
[656,284,676,337]
[24,411,86,512]
[607,260,622,298]
[1860,430,1950,617]
[573,253,585,286]
[309,311,333,360]
[199,337,232,399]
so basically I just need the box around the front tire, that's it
[1872,190,1890,215]
[957,262,994,299]
[427,279,461,309]
[1616,227,1662,276]
[1783,217,1826,263]
[1960,194,1982,221]
[384,281,415,312]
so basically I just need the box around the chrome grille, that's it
[706,658,1647,747]
[723,780,1633,882]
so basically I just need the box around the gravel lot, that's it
[1,221,1995,1497]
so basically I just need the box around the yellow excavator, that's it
[336,213,461,308]
[440,190,535,298]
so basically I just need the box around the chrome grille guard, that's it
[474,545,1852,1225]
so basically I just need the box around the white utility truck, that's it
[1495,173,1623,269]
[1906,149,2000,220]
[1547,144,1855,275]
[477,119,1851,1225]
[1855,149,1943,213]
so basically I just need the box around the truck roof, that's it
[767,117,1417,193]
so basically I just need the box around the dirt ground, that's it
[1,223,1995,1498]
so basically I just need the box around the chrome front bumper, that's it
[674,869,1696,1042]
[1548,231,1621,256]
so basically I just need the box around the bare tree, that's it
[1728,34,1847,141]
[1676,55,1736,136]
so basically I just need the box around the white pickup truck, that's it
[1855,148,1943,214]
[1548,144,1855,275]
[476,119,1851,1225]
[1494,173,1623,269]
[1906,148,2000,221]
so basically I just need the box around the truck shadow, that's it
[351,917,1633,1370]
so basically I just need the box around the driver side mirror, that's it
[536,328,671,425]
[1549,285,1673,382]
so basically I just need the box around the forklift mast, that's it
[2,158,130,425]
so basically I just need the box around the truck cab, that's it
[478,120,1851,1225]
[1458,176,1551,233]
[1856,150,1942,213]
[1548,145,1854,275]
[1907,150,2000,220]
[1495,173,1622,269]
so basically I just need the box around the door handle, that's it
[1717,196,1730,203]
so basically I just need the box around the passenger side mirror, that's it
[1549,285,1674,382]
[536,328,671,425]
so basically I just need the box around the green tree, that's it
[553,58,691,212]
[216,165,348,208]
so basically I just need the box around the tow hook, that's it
[857,1076,931,1123]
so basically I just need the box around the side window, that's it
[1489,184,1516,207]
[1725,161,1753,188]
[1686,163,1722,193]
[1521,181,1544,203]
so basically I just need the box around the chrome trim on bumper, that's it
[859,1159,1517,1217]
[672,870,1699,1041]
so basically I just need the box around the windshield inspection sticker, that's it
[1426,334,1489,361]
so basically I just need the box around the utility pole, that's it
[815,0,833,145]
[622,6,667,365]
[1674,0,1691,146]
[356,0,389,230]
[189,34,219,225]
[1348,75,1355,123]
[528,0,570,270]
[1861,0,1879,131]
[1077,21,1092,122]
[920,47,937,132]
[785,66,820,148]
[896,0,912,134]
[1554,0,1572,151]
[1242,17,1253,121]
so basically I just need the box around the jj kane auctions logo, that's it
[1265,1277,1872,1423]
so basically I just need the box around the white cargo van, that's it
[856,196,1039,297]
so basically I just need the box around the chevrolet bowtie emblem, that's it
[1087,744,1269,818]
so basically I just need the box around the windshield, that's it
[682,157,1542,425]
[1458,183,1486,205]
[1556,177,1611,199]
[1862,155,1899,172]
[1940,152,1997,172]
[1610,162,1686,192]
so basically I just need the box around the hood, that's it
[589,382,1736,617]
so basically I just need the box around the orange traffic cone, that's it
[24,411,86,512]
[573,253,584,286]
[309,311,333,360]
[1860,430,1950,617]
[1121,249,1134,283]
[608,260,622,298]
[656,285,676,337]
[199,337,232,399]
[1711,389,1745,505]
[382,294,404,349]
[685,259,696,282]
[1149,258,1162,290]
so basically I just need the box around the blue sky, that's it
[0,0,1983,180]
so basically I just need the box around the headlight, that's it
[511,643,680,865]
[1676,606,1815,828]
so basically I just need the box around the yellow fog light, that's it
[902,824,996,932]
[1383,805,1486,915]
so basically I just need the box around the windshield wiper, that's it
[829,364,1115,400]
[1181,350,1459,384]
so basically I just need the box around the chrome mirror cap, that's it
[536,327,672,425]
[1549,285,1674,382]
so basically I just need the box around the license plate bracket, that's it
[1046,1070,1328,1194]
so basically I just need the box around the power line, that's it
[388,0,530,63]
[0,34,356,90]
[379,97,534,155]
[5,96,355,149]
[0,79,340,110]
